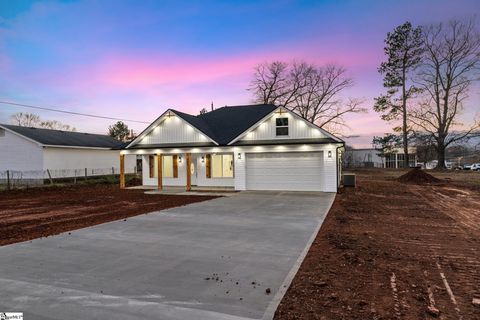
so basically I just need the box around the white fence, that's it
[0,166,138,189]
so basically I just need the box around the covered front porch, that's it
[119,151,236,191]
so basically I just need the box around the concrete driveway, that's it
[0,191,335,320]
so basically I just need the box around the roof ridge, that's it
[0,123,109,136]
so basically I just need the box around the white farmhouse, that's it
[120,104,344,192]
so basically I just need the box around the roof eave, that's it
[0,124,44,147]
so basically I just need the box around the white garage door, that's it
[246,152,323,191]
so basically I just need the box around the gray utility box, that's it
[343,173,356,187]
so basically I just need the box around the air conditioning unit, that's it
[343,173,356,187]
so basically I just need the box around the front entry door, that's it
[190,157,198,186]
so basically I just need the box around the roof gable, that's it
[228,107,343,145]
[0,124,124,148]
[126,110,217,148]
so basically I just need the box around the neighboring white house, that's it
[0,124,136,179]
[120,104,344,192]
[344,148,384,168]
[344,147,417,168]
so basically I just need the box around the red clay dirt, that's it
[275,169,480,320]
[0,184,217,246]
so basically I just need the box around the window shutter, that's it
[173,155,178,178]
[206,154,211,178]
[149,155,154,178]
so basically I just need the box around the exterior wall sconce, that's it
[328,150,332,158]
[238,153,242,160]
[178,156,182,163]
[201,155,205,163]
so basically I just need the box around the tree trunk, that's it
[435,138,446,169]
[402,68,409,168]
[402,108,409,168]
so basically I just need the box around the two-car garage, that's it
[245,152,324,192]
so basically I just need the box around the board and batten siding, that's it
[196,155,235,187]
[239,112,327,141]
[138,116,211,145]
[0,128,43,172]
[142,154,235,188]
[322,147,338,192]
[142,154,187,187]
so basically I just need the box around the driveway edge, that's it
[261,193,336,320]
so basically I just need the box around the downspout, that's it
[336,143,345,192]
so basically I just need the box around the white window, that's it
[211,154,234,178]
[276,118,289,136]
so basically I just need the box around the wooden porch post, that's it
[157,154,163,190]
[186,153,192,191]
[120,154,125,189]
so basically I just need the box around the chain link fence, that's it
[0,166,139,190]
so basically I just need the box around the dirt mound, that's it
[397,168,441,184]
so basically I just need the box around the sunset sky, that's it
[0,0,479,147]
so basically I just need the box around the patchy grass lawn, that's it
[275,169,480,320]
[0,184,217,246]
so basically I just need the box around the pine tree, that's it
[374,22,423,168]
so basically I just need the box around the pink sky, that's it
[0,0,478,148]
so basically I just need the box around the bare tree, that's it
[10,112,76,131]
[249,61,365,133]
[412,19,480,169]
[11,112,41,127]
[41,120,76,131]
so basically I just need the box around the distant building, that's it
[0,124,137,179]
[344,148,417,169]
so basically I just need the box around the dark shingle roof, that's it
[1,124,124,148]
[173,104,278,145]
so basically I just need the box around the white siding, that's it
[234,149,246,190]
[239,112,327,142]
[138,116,211,145]
[322,146,337,192]
[142,154,187,187]
[141,153,234,188]
[196,154,235,187]
[43,148,136,174]
[0,129,43,171]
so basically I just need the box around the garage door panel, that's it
[246,152,323,191]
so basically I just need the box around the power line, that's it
[0,100,151,124]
